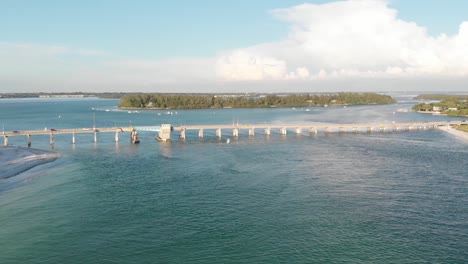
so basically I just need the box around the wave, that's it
[0,146,60,180]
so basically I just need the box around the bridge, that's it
[1,121,466,146]
[172,121,467,141]
[1,126,161,146]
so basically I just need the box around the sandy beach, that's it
[0,146,60,179]
[437,126,468,143]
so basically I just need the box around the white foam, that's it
[0,146,60,179]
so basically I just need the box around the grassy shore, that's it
[454,125,468,133]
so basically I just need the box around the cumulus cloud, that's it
[2,0,468,92]
[215,0,468,81]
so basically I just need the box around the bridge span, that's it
[1,121,466,146]
[172,121,467,140]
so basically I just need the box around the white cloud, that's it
[2,0,468,92]
[215,0,468,81]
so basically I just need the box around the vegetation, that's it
[413,99,468,117]
[414,94,468,101]
[454,125,468,133]
[118,93,396,109]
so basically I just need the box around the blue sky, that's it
[1,0,468,92]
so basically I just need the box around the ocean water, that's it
[0,96,467,263]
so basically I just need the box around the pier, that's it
[1,121,466,146]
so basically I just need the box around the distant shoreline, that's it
[417,110,468,117]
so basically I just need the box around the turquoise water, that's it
[1,97,467,263]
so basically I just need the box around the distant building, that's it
[433,106,442,112]
[448,107,458,111]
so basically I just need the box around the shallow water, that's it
[0,97,467,263]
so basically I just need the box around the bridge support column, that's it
[131,130,140,144]
[114,131,119,143]
[94,132,98,143]
[198,129,204,138]
[216,128,222,138]
[280,128,287,135]
[325,127,331,134]
[27,134,31,147]
[295,127,302,134]
[158,124,171,142]
[352,127,357,133]
[249,128,255,136]
[180,128,186,140]
[367,127,373,133]
[4,136,8,146]
[233,128,239,137]
[50,133,55,145]
[264,128,271,135]
[309,128,317,135]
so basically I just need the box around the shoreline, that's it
[416,111,468,118]
[0,146,60,179]
[437,127,468,143]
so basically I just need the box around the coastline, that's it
[437,126,468,143]
[0,146,60,179]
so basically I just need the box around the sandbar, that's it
[437,126,468,143]
[0,146,59,179]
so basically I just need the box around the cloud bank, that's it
[1,0,468,92]
[215,0,468,81]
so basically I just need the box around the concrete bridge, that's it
[1,121,466,146]
[171,121,467,141]
[1,126,161,146]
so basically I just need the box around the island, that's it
[412,95,468,117]
[118,92,396,109]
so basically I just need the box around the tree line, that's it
[413,99,468,117]
[118,93,396,109]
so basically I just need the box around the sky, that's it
[1,0,468,93]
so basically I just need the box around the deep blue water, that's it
[0,96,467,263]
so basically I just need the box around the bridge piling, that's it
[27,134,31,147]
[72,131,76,144]
[265,128,271,135]
[280,128,287,135]
[157,124,171,142]
[233,128,239,137]
[216,128,222,138]
[249,128,255,136]
[296,127,302,134]
[309,128,317,135]
[4,136,8,146]
[198,129,204,138]
[180,128,186,140]
[114,131,119,143]
[50,133,54,145]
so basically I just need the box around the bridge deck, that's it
[173,121,466,131]
[1,126,161,137]
[1,121,466,137]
